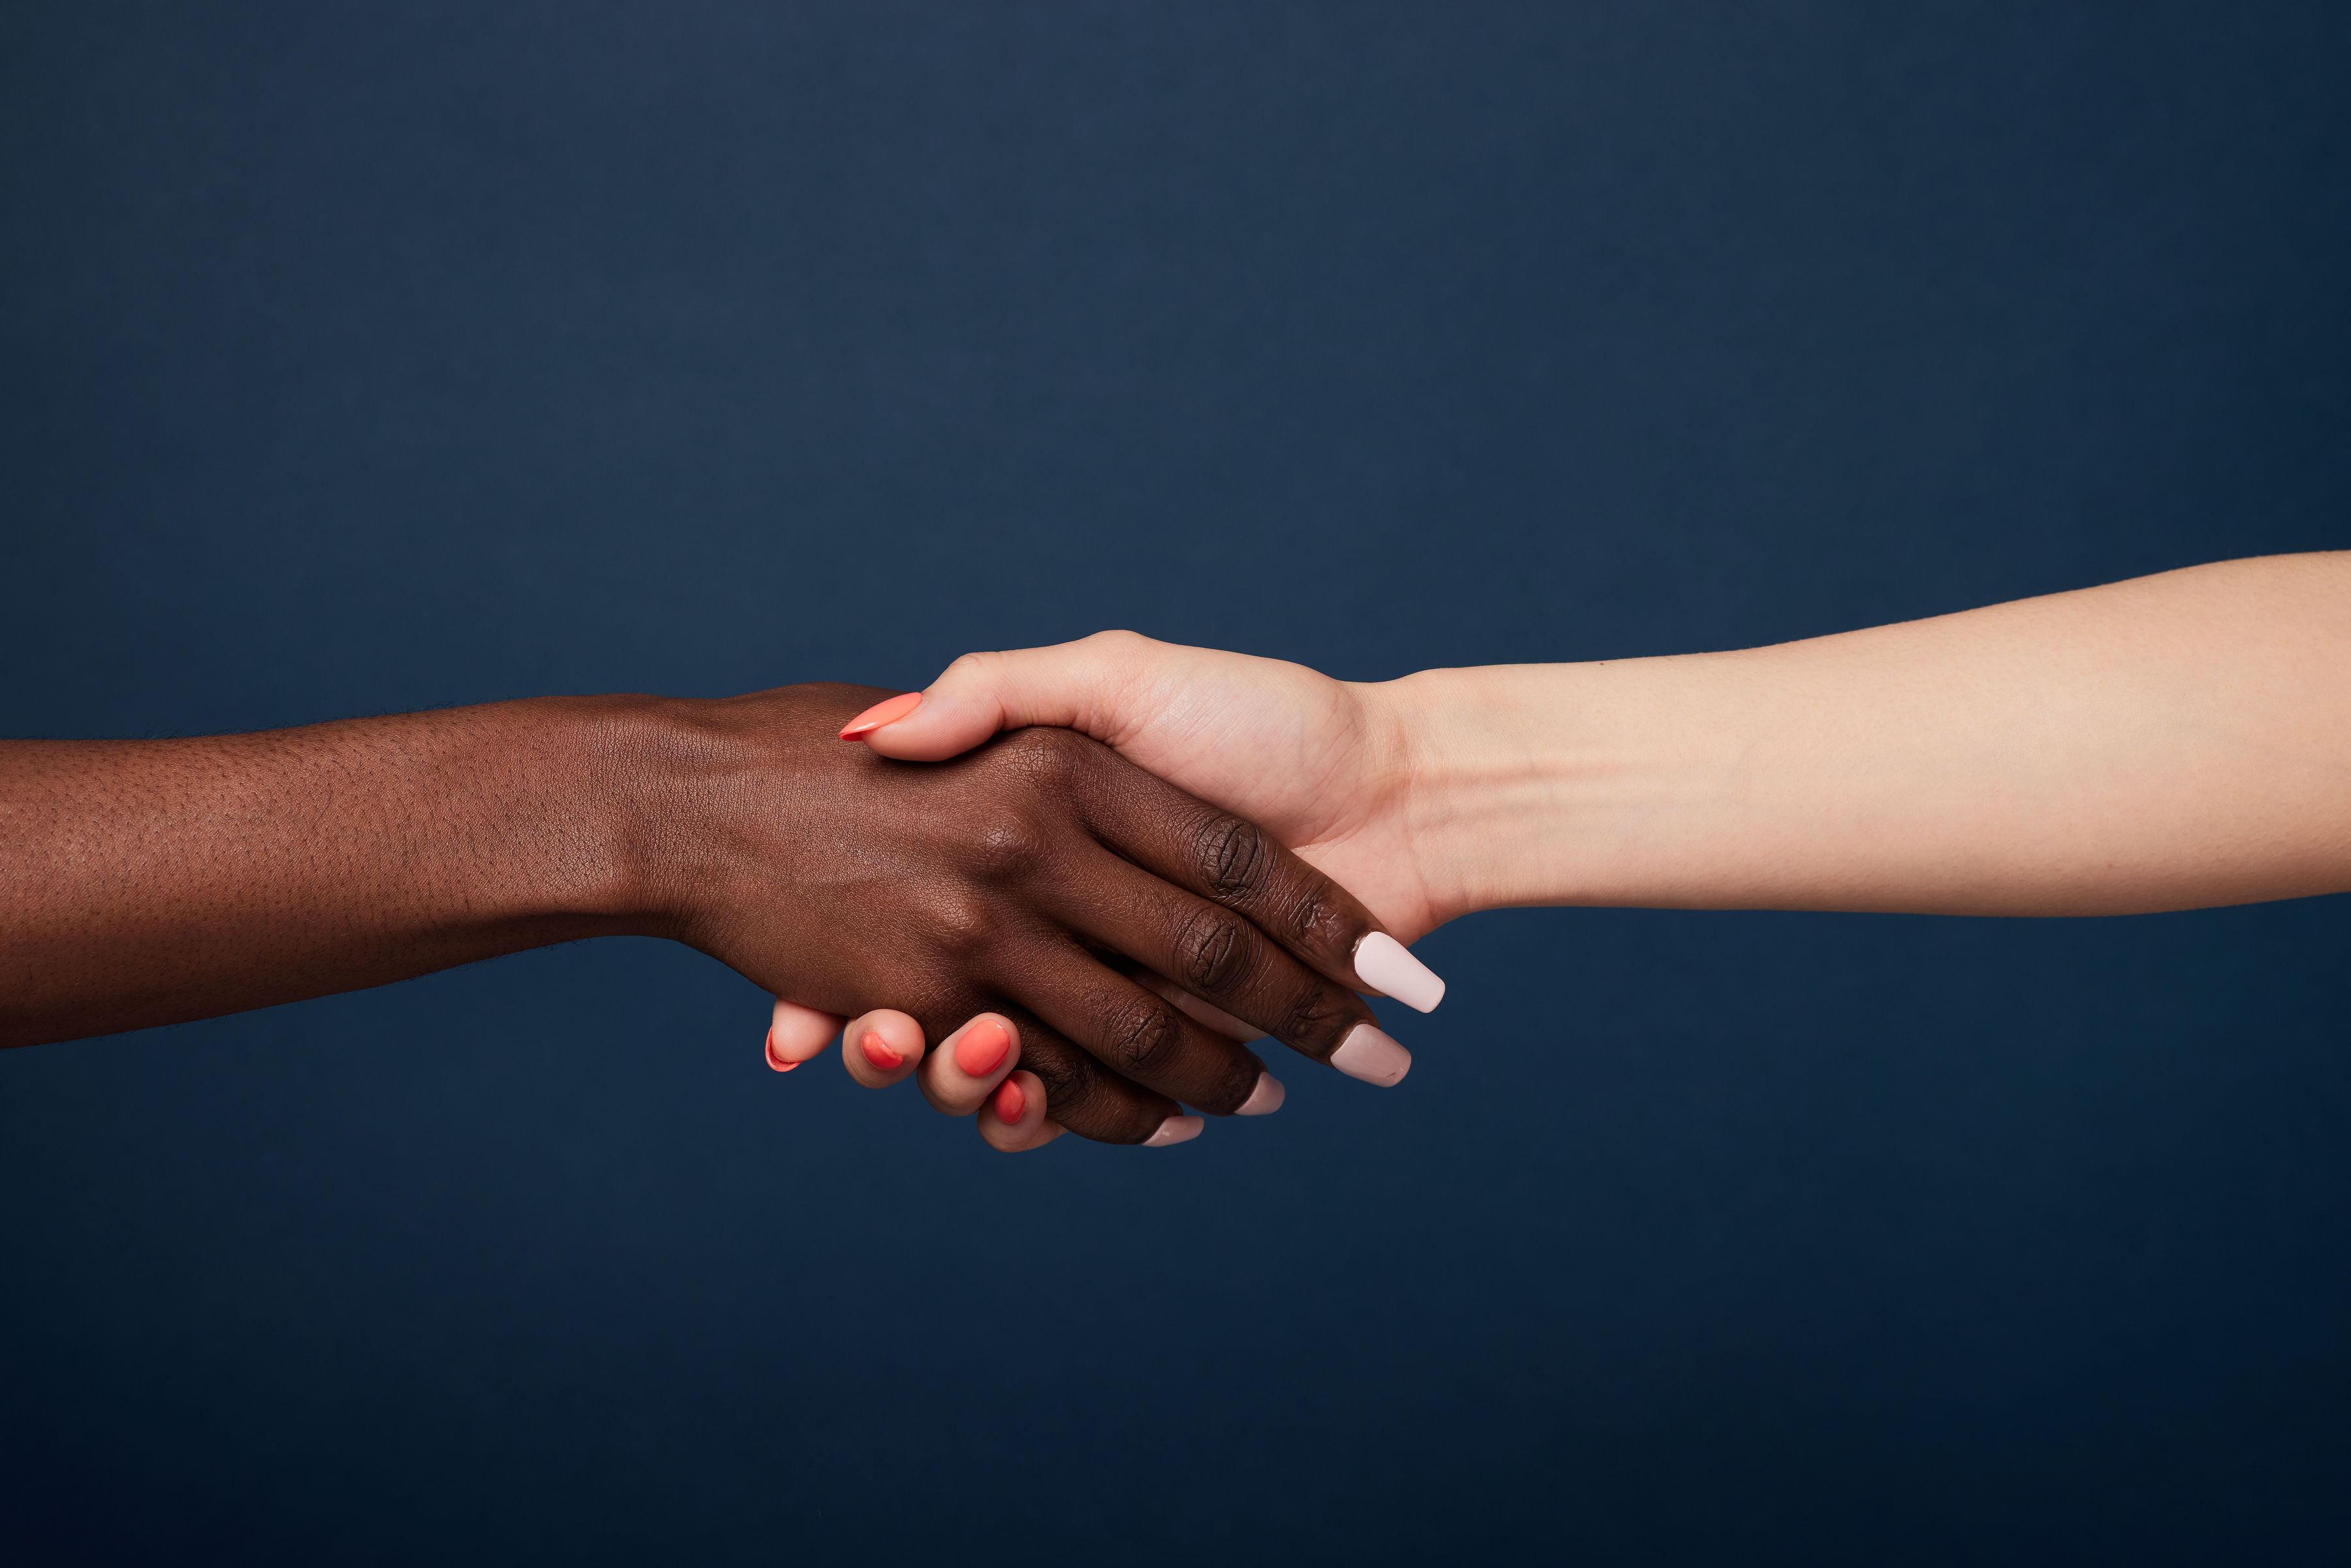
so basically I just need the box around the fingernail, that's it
[1234,1072,1285,1115]
[839,692,923,739]
[953,1018,1012,1078]
[765,1029,799,1073]
[993,1078,1026,1123]
[1330,1022,1411,1087]
[1142,1114,1204,1147]
[1352,931,1446,1013]
[858,1031,903,1072]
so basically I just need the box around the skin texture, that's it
[0,682,1403,1145]
[857,552,2351,924]
[863,639,1431,936]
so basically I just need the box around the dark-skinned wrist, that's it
[580,686,888,956]
[519,692,729,948]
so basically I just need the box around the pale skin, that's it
[813,552,2351,1134]
[12,555,2342,1151]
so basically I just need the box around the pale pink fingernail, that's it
[1330,1023,1411,1087]
[1142,1114,1204,1147]
[858,1032,903,1072]
[1352,931,1446,1013]
[839,692,922,739]
[1234,1072,1285,1115]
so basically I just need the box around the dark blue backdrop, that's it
[5,4,2348,1562]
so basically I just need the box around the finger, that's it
[842,633,1180,761]
[977,1070,1064,1153]
[1080,765,1444,1014]
[984,1006,1202,1147]
[914,1012,1023,1117]
[1134,969,1262,1043]
[1132,970,1285,1112]
[1054,848,1384,1086]
[1131,967,1289,1112]
[998,930,1279,1115]
[766,998,846,1072]
[839,1008,927,1090]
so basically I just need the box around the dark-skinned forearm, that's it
[0,696,675,1048]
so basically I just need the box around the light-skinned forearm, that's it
[1390,552,2351,919]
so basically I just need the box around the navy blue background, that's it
[5,4,2348,1561]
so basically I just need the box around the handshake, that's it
[747,635,1452,1154]
[10,555,2351,1153]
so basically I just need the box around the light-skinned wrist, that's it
[1373,657,1763,918]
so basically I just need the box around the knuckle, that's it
[1015,1045,1137,1139]
[1083,630,1162,713]
[1020,1044,1089,1107]
[1191,812,1271,902]
[963,807,1055,880]
[1082,628,1154,667]
[942,650,1000,682]
[918,894,1000,961]
[997,724,1091,788]
[1283,880,1351,956]
[1105,996,1187,1077]
[1178,907,1259,996]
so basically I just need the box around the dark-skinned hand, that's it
[669,684,1410,1145]
[1,682,1414,1147]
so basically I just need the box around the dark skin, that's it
[0,682,1396,1144]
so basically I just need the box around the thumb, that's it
[851,632,1167,762]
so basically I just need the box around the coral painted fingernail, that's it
[1142,1114,1204,1147]
[1234,1072,1285,1115]
[1330,1023,1411,1087]
[993,1078,1026,1123]
[839,692,923,739]
[859,1032,903,1072]
[1352,932,1446,1013]
[765,1029,799,1072]
[953,1019,1012,1078]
